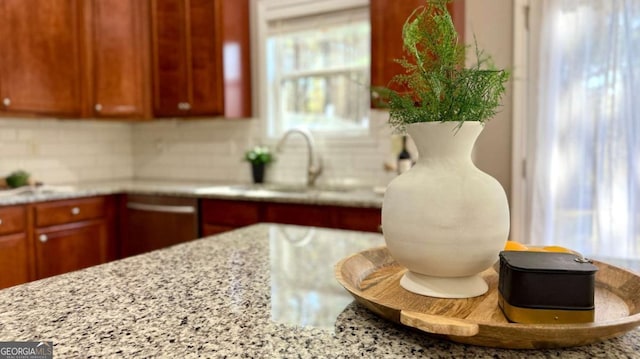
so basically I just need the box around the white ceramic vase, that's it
[382,121,510,298]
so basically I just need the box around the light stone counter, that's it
[0,224,638,358]
[0,180,384,208]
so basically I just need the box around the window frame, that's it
[253,0,375,143]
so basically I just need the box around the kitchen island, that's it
[0,224,638,358]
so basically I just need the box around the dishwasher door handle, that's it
[126,202,196,214]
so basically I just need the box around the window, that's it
[515,0,640,260]
[257,1,371,138]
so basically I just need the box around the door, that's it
[88,0,151,118]
[35,220,108,279]
[150,0,223,117]
[370,0,465,97]
[0,232,32,288]
[0,0,83,116]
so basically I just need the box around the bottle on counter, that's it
[397,135,412,174]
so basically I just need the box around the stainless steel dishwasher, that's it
[120,194,199,258]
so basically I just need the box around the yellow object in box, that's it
[503,241,577,255]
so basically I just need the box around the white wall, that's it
[0,118,132,184]
[466,0,514,202]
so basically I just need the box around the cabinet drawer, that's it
[0,206,26,235]
[201,199,260,227]
[35,197,106,228]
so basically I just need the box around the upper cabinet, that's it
[0,0,84,116]
[83,0,151,118]
[0,0,251,120]
[370,0,465,94]
[150,0,251,118]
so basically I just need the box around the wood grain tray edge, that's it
[335,246,640,349]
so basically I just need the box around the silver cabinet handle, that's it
[2,98,10,107]
[126,202,195,214]
[0,218,3,225]
[39,234,48,243]
[95,104,103,112]
[177,102,191,111]
[71,207,80,215]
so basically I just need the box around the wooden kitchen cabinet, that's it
[83,0,151,118]
[0,0,84,116]
[200,199,381,236]
[0,206,33,289]
[200,199,261,236]
[32,196,115,280]
[34,220,108,279]
[370,0,465,96]
[150,0,251,118]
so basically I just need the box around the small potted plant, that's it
[244,146,273,184]
[378,0,511,299]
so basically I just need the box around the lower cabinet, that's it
[0,232,32,289]
[0,195,115,288]
[0,205,32,289]
[200,199,381,236]
[200,199,260,236]
[34,220,108,279]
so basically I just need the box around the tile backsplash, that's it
[132,110,401,187]
[0,110,402,187]
[0,118,132,184]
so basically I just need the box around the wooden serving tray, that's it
[335,246,640,349]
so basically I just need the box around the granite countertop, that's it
[0,223,638,358]
[0,180,384,208]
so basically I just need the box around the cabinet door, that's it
[34,220,108,279]
[87,0,150,118]
[0,232,32,289]
[370,0,465,95]
[151,0,224,117]
[1,0,83,116]
[151,0,190,116]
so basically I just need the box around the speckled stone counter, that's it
[0,224,638,358]
[0,180,383,208]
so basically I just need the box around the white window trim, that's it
[511,0,530,242]
[252,0,381,148]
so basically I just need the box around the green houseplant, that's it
[244,146,274,184]
[376,0,509,131]
[380,0,511,299]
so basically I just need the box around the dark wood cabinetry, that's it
[84,0,151,118]
[0,0,84,116]
[0,206,33,289]
[34,220,107,279]
[370,0,465,94]
[200,199,381,236]
[33,196,113,279]
[200,199,261,236]
[0,196,115,286]
[150,0,251,118]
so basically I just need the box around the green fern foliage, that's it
[376,0,510,132]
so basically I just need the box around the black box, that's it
[498,251,598,324]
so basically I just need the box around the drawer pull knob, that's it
[71,207,80,215]
[39,234,48,243]
[0,219,3,225]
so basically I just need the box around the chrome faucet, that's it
[275,128,323,187]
